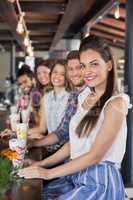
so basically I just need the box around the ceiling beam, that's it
[0,23,10,31]
[90,29,125,44]
[31,36,53,43]
[50,0,95,50]
[33,43,50,51]
[93,24,125,38]
[27,23,57,33]
[0,37,13,41]
[20,2,65,15]
[100,17,125,30]
[0,32,12,37]
[0,0,25,50]
[84,0,117,28]
[20,0,65,2]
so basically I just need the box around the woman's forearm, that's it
[28,124,47,139]
[29,133,59,148]
[37,142,70,167]
[48,151,97,179]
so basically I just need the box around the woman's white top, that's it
[44,89,69,133]
[69,88,132,167]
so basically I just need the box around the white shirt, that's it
[44,89,69,133]
[69,90,131,167]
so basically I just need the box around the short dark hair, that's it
[16,64,34,79]
[66,50,79,61]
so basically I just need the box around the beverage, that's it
[16,123,28,141]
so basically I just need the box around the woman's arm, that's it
[34,142,70,167]
[28,133,59,148]
[19,97,128,180]
[47,97,128,179]
[18,142,70,179]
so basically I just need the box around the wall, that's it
[0,51,10,92]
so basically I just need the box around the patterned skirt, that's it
[42,161,125,200]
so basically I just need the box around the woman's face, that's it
[37,65,50,86]
[80,49,112,90]
[51,64,66,88]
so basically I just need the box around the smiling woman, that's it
[28,60,70,145]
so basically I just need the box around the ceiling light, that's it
[114,4,120,19]
[24,31,30,46]
[16,12,25,34]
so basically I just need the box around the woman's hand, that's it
[28,130,44,140]
[18,166,51,180]
[0,129,13,139]
[23,158,36,167]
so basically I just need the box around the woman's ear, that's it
[107,61,112,71]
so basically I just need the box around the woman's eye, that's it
[91,63,99,67]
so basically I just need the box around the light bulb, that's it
[16,21,24,34]
[115,5,120,19]
[29,51,34,57]
[27,45,33,53]
[24,35,29,46]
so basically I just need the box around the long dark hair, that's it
[76,36,117,137]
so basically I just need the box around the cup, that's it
[9,138,18,151]
[9,138,26,168]
[9,113,20,132]
[12,159,24,168]
[16,123,28,141]
[15,139,26,159]
[10,105,18,114]
[21,108,30,124]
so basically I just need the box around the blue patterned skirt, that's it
[42,161,125,200]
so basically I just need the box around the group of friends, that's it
[1,35,132,200]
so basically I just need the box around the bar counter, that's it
[0,141,45,200]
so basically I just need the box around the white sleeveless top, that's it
[69,88,132,167]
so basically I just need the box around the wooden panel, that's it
[91,29,125,44]
[101,17,125,30]
[25,13,59,23]
[93,24,125,38]
[25,12,58,23]
[51,0,95,49]
[20,2,65,15]
[20,0,66,2]
[31,36,53,43]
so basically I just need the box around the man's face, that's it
[67,59,85,88]
[17,74,34,94]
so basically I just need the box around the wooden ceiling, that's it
[0,0,126,52]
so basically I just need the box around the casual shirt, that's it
[44,89,69,133]
[54,86,90,144]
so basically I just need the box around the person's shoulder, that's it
[104,93,132,115]
[43,90,53,101]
